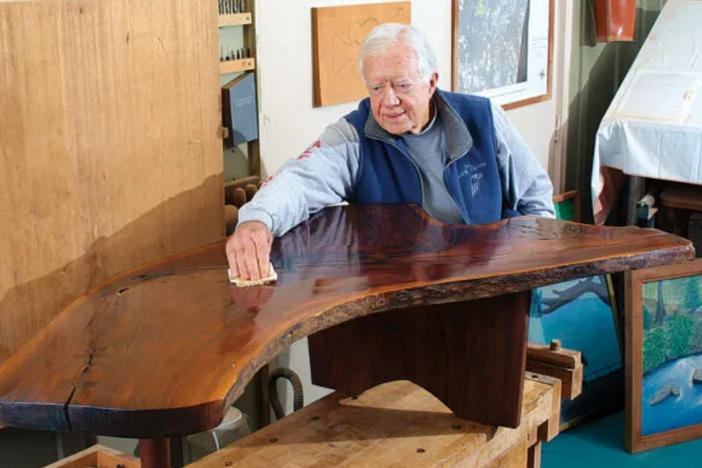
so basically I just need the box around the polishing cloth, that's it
[228,263,277,287]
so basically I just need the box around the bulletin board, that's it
[312,2,411,107]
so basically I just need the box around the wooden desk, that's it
[0,205,693,467]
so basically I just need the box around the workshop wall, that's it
[254,0,573,191]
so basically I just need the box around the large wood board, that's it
[0,0,223,365]
[0,205,692,437]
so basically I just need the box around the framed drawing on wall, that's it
[311,2,411,107]
[626,259,702,453]
[452,0,554,109]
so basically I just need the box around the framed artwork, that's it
[626,259,702,453]
[529,274,623,428]
[451,0,553,109]
[311,2,411,107]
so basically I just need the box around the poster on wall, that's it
[452,0,553,109]
[626,259,702,453]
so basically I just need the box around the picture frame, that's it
[451,0,554,110]
[529,273,623,429]
[626,259,702,453]
[311,2,411,107]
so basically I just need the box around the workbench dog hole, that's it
[452,423,462,430]
[417,448,426,453]
[268,437,278,443]
[311,415,319,421]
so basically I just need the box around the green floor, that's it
[543,411,702,467]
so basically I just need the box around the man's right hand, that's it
[225,221,273,281]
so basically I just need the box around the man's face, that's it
[362,43,438,135]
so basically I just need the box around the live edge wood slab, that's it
[0,205,693,440]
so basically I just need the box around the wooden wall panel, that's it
[0,0,223,364]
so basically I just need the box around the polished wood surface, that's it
[188,375,559,468]
[0,205,693,437]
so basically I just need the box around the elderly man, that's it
[226,23,554,281]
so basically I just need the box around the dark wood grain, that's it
[0,205,693,437]
[309,293,530,427]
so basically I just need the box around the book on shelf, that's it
[222,72,258,147]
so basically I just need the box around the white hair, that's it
[359,23,438,83]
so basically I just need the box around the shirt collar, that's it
[363,89,473,161]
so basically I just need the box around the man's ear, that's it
[428,71,439,95]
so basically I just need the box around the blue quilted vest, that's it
[344,90,516,225]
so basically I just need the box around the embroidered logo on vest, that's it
[457,161,487,197]
[471,172,483,196]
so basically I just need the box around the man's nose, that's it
[382,86,400,106]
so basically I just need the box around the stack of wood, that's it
[224,176,261,234]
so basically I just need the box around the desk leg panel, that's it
[139,438,170,468]
[308,291,530,428]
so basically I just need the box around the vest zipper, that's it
[368,134,472,224]
[367,135,426,207]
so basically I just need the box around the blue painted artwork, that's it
[642,355,702,435]
[641,275,702,436]
[529,274,623,424]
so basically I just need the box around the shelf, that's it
[219,58,255,75]
[218,13,252,27]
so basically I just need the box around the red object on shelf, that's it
[594,0,636,42]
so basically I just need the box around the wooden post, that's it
[139,438,171,468]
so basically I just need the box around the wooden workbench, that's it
[0,205,693,467]
[188,374,561,468]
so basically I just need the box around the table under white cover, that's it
[591,0,702,223]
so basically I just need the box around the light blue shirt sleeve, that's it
[490,102,555,218]
[237,118,360,236]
